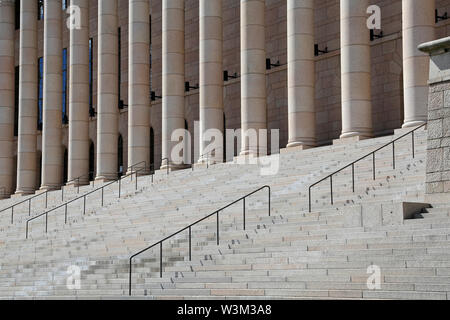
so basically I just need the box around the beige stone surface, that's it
[287,0,316,149]
[198,0,224,164]
[402,0,435,128]
[339,0,373,140]
[41,0,63,191]
[68,0,90,186]
[240,0,267,156]
[161,0,186,169]
[0,0,15,198]
[16,0,38,196]
[96,0,119,181]
[2,0,450,195]
[128,0,150,172]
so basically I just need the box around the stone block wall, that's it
[426,80,450,194]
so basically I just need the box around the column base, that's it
[39,185,61,192]
[239,148,267,157]
[13,190,36,198]
[402,120,427,129]
[282,142,315,154]
[95,175,118,184]
[197,156,223,165]
[126,169,151,177]
[334,133,372,146]
[65,179,91,188]
[233,153,259,165]
[159,163,191,172]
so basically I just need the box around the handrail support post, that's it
[160,242,163,278]
[243,198,246,231]
[189,227,192,261]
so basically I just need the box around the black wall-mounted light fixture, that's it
[370,29,383,41]
[314,44,328,57]
[266,58,281,70]
[436,9,448,23]
[185,81,199,92]
[223,71,239,81]
[151,91,162,101]
[89,107,97,118]
[118,100,128,110]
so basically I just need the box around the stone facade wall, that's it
[426,80,450,194]
[9,0,450,188]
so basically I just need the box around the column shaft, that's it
[402,0,435,128]
[41,0,63,191]
[161,0,185,169]
[0,0,15,198]
[68,0,90,185]
[128,0,150,172]
[340,0,373,140]
[199,0,223,163]
[287,0,316,149]
[240,0,267,156]
[96,0,119,181]
[16,0,38,195]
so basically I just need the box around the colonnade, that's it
[0,0,437,197]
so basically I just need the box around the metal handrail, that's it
[25,162,150,239]
[308,123,427,213]
[128,185,271,296]
[61,172,95,202]
[1,189,50,224]
[200,147,223,169]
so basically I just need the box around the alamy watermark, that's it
[367,265,382,290]
[66,5,82,30]
[367,5,382,30]
[169,123,280,176]
[66,265,81,290]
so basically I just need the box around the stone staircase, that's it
[2,127,449,300]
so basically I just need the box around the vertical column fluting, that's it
[198,0,223,163]
[16,0,38,195]
[0,0,15,198]
[340,0,373,140]
[240,0,267,156]
[96,0,119,181]
[68,0,90,185]
[41,0,63,191]
[287,0,316,149]
[128,0,150,173]
[161,0,185,169]
[402,0,435,128]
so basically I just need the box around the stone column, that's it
[240,0,267,156]
[198,0,223,163]
[68,0,90,186]
[0,0,15,198]
[161,0,185,169]
[16,0,38,196]
[340,0,373,140]
[286,0,316,149]
[41,0,63,191]
[402,0,435,128]
[128,0,150,173]
[96,0,119,182]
